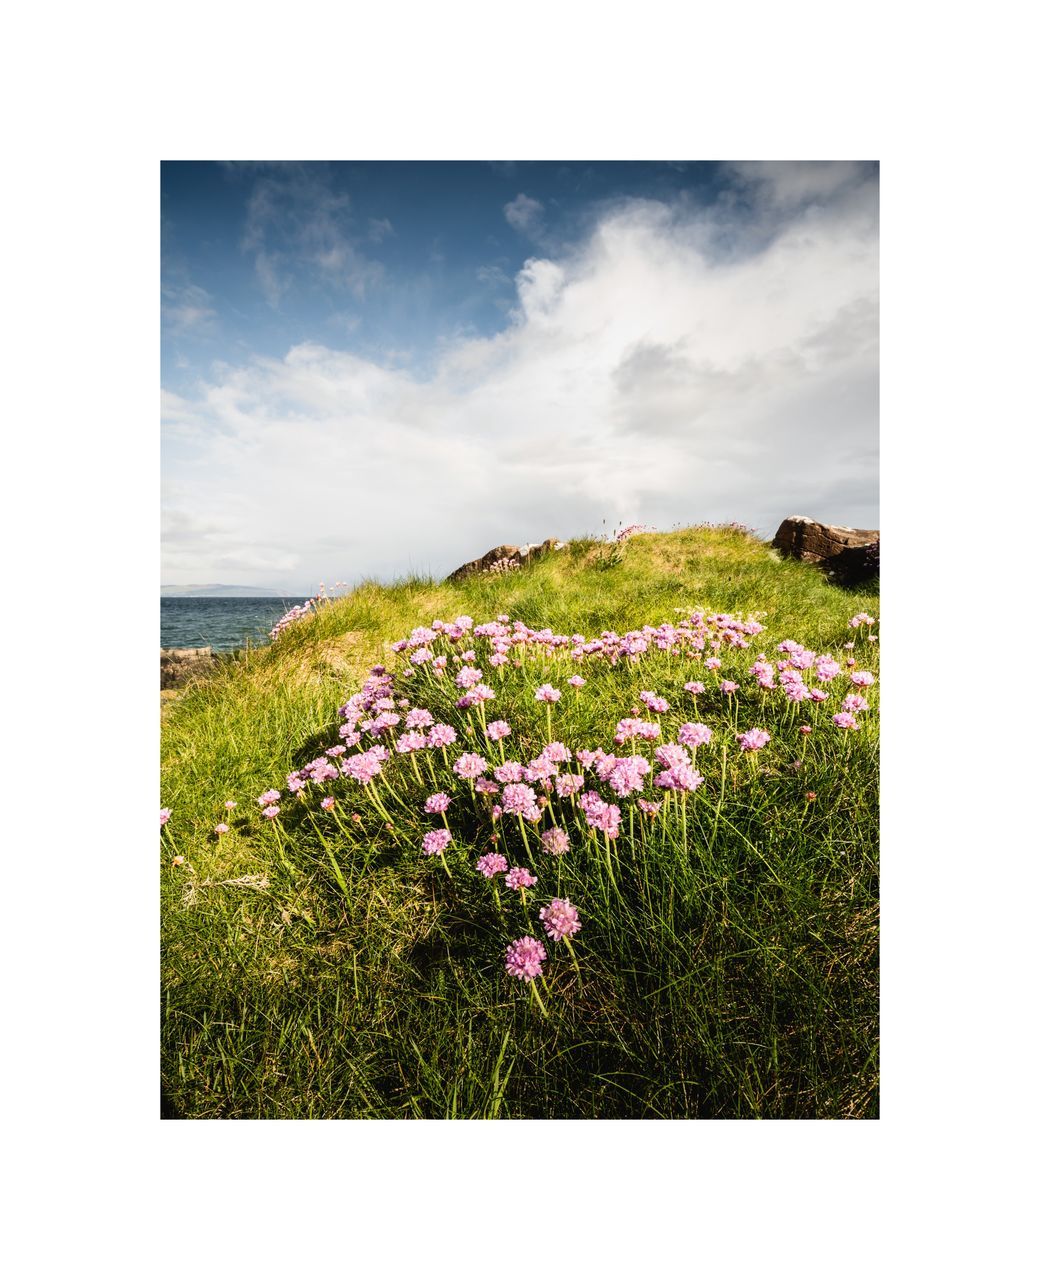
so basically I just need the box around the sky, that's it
[161,160,878,592]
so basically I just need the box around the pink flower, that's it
[504,936,547,982]
[257,789,281,806]
[262,805,281,819]
[720,680,739,695]
[554,772,585,797]
[677,722,712,748]
[486,719,512,741]
[395,731,428,753]
[568,675,586,688]
[452,752,488,779]
[223,800,237,811]
[540,898,582,942]
[424,793,451,814]
[320,798,335,811]
[738,728,771,752]
[850,671,875,687]
[704,657,722,671]
[160,808,171,826]
[475,777,500,795]
[843,694,870,714]
[640,690,670,712]
[501,783,540,820]
[541,827,570,856]
[535,683,562,703]
[422,829,452,856]
[214,822,230,835]
[427,723,457,748]
[475,852,508,877]
[495,761,525,783]
[454,665,483,689]
[799,725,812,735]
[405,708,434,729]
[808,689,828,703]
[637,799,662,816]
[832,711,860,730]
[505,866,538,890]
[684,681,706,695]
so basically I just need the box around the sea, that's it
[160,597,311,652]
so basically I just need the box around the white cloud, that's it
[242,166,383,304]
[161,282,215,333]
[164,172,878,592]
[504,192,546,238]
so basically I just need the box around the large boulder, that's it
[773,516,879,584]
[446,538,560,583]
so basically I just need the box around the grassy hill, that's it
[160,526,880,1119]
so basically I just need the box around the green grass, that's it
[161,526,879,1119]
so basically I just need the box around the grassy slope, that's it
[161,528,879,1118]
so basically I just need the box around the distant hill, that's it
[161,584,295,598]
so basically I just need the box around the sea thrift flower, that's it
[262,805,281,819]
[554,773,585,798]
[486,719,512,741]
[843,694,870,714]
[504,936,546,982]
[815,657,841,681]
[427,723,457,748]
[405,708,434,730]
[541,827,570,856]
[214,822,230,835]
[320,798,335,812]
[809,689,828,702]
[738,728,771,752]
[505,866,538,890]
[257,790,281,806]
[501,783,541,821]
[640,691,670,713]
[704,657,722,671]
[720,680,739,695]
[535,684,562,703]
[495,761,525,784]
[833,711,860,730]
[224,800,236,811]
[475,778,500,795]
[850,671,875,687]
[395,731,428,753]
[677,722,712,748]
[422,829,452,857]
[424,793,451,814]
[540,898,582,942]
[684,681,706,695]
[160,808,171,826]
[638,799,662,816]
[568,675,586,688]
[171,854,185,866]
[799,725,813,735]
[453,752,488,779]
[654,764,703,793]
[475,852,508,877]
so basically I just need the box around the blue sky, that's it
[162,161,878,591]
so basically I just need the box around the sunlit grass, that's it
[161,526,879,1119]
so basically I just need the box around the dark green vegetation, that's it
[161,527,879,1118]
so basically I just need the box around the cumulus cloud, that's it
[163,167,878,591]
[504,192,546,239]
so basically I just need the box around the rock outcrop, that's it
[773,516,879,584]
[161,646,217,690]
[446,538,560,583]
